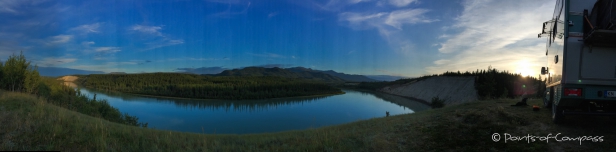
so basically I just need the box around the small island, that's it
[74,73,344,100]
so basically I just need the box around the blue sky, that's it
[0,0,554,77]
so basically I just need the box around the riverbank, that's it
[2,90,612,151]
[61,75,345,100]
[64,81,346,101]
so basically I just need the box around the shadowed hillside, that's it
[216,67,345,83]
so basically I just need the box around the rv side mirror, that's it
[541,67,547,75]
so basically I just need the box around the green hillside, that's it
[77,73,343,100]
[217,67,345,83]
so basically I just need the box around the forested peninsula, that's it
[76,73,344,100]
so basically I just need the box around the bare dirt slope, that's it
[379,76,477,105]
[57,76,78,82]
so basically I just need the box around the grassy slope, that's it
[1,91,614,151]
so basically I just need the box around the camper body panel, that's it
[544,0,616,121]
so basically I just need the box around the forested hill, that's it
[77,73,343,100]
[216,67,345,83]
[286,67,377,82]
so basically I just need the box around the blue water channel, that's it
[75,86,430,134]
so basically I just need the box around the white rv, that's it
[539,0,616,123]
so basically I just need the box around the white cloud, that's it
[348,0,372,4]
[69,23,100,35]
[81,41,95,46]
[47,35,72,45]
[130,25,163,36]
[0,0,20,13]
[433,59,450,65]
[94,47,121,53]
[144,38,184,51]
[385,9,435,29]
[427,0,553,76]
[339,8,435,36]
[339,8,435,53]
[128,24,184,50]
[389,0,417,7]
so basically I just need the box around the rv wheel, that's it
[552,103,564,124]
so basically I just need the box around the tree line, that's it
[77,73,343,100]
[358,66,545,99]
[0,52,146,127]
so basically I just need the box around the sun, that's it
[515,59,536,77]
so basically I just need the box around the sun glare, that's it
[515,59,535,77]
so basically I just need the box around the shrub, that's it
[431,96,445,108]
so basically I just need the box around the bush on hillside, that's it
[431,96,445,108]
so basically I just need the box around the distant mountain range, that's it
[215,67,346,83]
[214,66,405,83]
[286,67,378,82]
[36,66,105,77]
[34,65,406,82]
[365,75,409,82]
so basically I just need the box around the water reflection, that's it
[354,89,431,112]
[67,81,430,113]
[68,82,430,134]
[79,87,430,113]
[78,87,337,112]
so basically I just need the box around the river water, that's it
[75,86,430,134]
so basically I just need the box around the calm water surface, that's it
[76,86,430,134]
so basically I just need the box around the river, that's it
[74,86,430,134]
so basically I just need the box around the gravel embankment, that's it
[379,76,478,105]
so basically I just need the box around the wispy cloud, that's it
[247,52,286,58]
[130,25,163,36]
[268,12,278,18]
[0,0,21,14]
[94,47,121,53]
[69,23,101,35]
[338,7,436,54]
[0,0,47,14]
[46,35,73,45]
[388,0,418,7]
[78,41,123,60]
[165,57,229,62]
[35,57,77,67]
[208,1,251,18]
[129,24,184,50]
[427,0,553,76]
[81,41,95,46]
[385,9,434,29]
[339,8,436,37]
[144,38,184,51]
